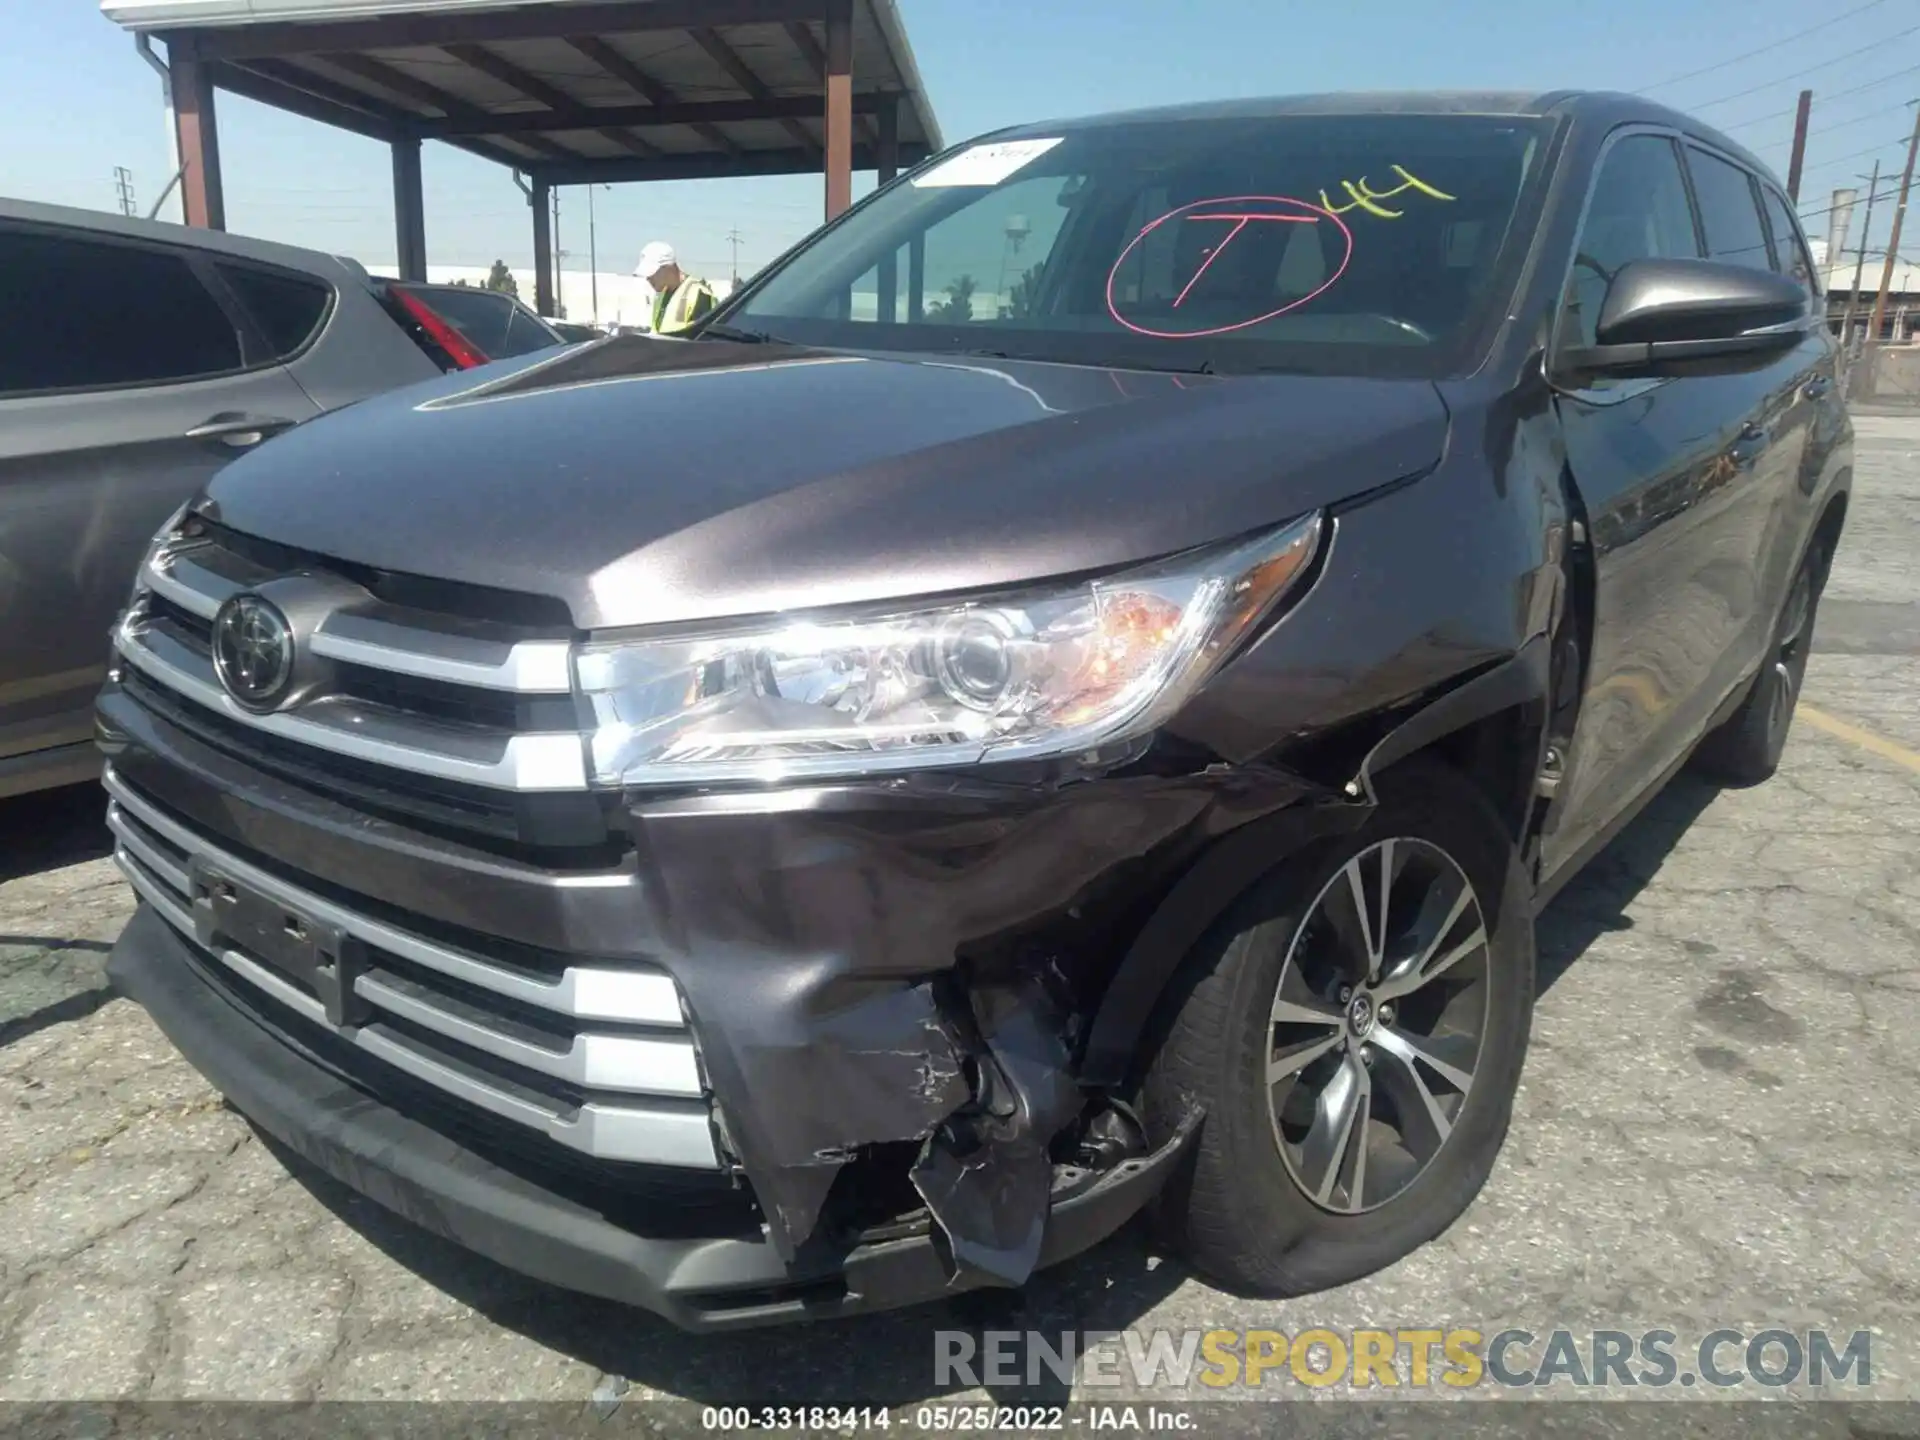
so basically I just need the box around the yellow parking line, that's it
[1797,703,1920,776]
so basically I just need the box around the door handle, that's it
[186,413,297,448]
[1730,422,1768,472]
[1803,374,1833,401]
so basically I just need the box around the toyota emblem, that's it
[211,593,295,710]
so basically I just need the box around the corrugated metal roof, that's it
[101,0,943,179]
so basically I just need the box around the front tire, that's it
[1143,760,1535,1296]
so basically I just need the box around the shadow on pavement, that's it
[263,1126,1183,1408]
[0,982,117,1048]
[0,782,112,886]
[1534,771,1721,995]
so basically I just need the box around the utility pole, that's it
[1841,162,1881,355]
[726,227,743,286]
[113,165,137,217]
[1786,90,1813,203]
[1866,101,1920,350]
[551,188,564,318]
[588,183,599,325]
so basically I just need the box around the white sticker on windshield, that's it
[913,137,1064,188]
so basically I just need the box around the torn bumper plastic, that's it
[109,902,1198,1332]
[100,684,1311,1317]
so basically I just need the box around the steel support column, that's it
[532,177,555,316]
[876,94,900,322]
[391,135,427,279]
[908,233,925,322]
[823,0,853,220]
[170,36,226,229]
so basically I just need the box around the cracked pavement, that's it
[1,416,1917,1418]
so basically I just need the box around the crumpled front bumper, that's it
[97,677,1303,1320]
[109,905,1194,1332]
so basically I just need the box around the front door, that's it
[1540,133,1802,875]
[0,222,316,768]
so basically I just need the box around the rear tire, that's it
[1142,759,1535,1296]
[1693,540,1825,786]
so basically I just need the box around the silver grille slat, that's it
[144,548,575,695]
[107,803,189,893]
[144,552,236,620]
[112,832,719,1169]
[104,768,681,1027]
[131,534,586,792]
[111,802,700,1097]
[114,616,589,792]
[309,614,572,694]
[353,973,701,1096]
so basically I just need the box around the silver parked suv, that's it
[0,199,562,798]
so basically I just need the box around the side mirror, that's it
[1558,257,1809,382]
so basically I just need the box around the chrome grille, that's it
[115,527,589,794]
[105,766,722,1170]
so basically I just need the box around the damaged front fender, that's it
[637,767,1318,1274]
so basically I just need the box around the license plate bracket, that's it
[188,860,369,1027]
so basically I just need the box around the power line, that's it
[1791,181,1904,228]
[1788,61,1920,110]
[1692,31,1920,111]
[1725,95,1920,139]
[1641,0,1892,91]
[1797,133,1919,180]
[1697,44,1920,117]
[1703,58,1920,136]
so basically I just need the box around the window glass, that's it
[494,301,562,358]
[732,114,1549,378]
[218,262,330,358]
[0,228,242,395]
[1687,147,1772,270]
[400,286,559,360]
[846,173,1075,324]
[404,286,513,353]
[1760,187,1819,295]
[1562,135,1699,348]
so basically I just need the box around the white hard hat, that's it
[634,241,676,279]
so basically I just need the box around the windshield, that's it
[728,113,1551,377]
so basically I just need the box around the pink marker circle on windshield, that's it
[1105,195,1354,339]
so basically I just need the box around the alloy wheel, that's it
[1265,837,1492,1214]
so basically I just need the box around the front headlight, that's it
[577,512,1322,787]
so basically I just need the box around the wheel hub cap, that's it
[1346,992,1376,1039]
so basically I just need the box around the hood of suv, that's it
[198,337,1450,630]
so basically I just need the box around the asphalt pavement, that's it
[2,416,1918,1428]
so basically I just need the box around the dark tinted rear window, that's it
[400,286,557,359]
[1686,147,1771,270]
[218,262,331,358]
[0,226,242,395]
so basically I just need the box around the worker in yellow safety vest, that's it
[634,241,718,336]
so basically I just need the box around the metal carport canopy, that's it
[102,0,944,313]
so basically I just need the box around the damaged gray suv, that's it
[101,91,1848,1330]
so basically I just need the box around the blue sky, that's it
[2,0,1915,284]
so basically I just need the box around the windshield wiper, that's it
[1114,356,1219,376]
[698,322,778,344]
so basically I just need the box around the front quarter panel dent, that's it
[634,772,1319,1271]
